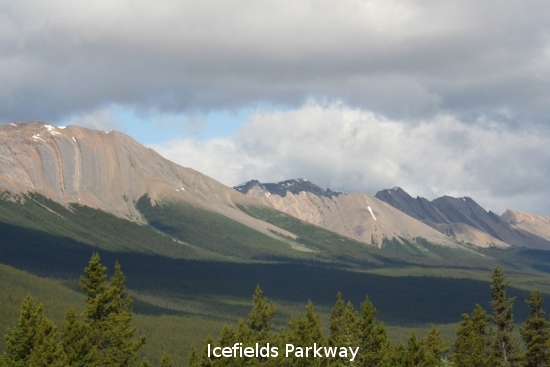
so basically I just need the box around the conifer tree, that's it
[247,285,276,343]
[328,293,360,367]
[3,295,67,367]
[357,296,390,366]
[520,290,550,367]
[421,327,450,367]
[285,300,325,367]
[491,266,520,366]
[62,307,97,367]
[200,335,215,367]
[385,343,407,367]
[79,253,145,367]
[245,286,276,366]
[405,331,432,367]
[188,345,200,367]
[453,304,494,367]
[216,325,241,367]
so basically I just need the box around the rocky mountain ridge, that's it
[0,122,298,243]
[236,180,550,250]
[375,187,550,249]
[234,178,345,198]
[3,122,549,253]
[234,179,464,249]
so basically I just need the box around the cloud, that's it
[63,108,121,131]
[150,101,550,215]
[1,0,549,124]
[65,108,122,131]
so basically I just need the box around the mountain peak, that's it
[233,178,345,198]
[0,121,247,220]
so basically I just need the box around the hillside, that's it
[0,122,307,250]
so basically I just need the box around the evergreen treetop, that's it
[491,266,520,366]
[521,290,550,367]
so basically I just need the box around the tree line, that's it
[194,267,550,367]
[1,254,549,366]
[0,253,170,367]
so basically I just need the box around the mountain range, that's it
[235,179,550,250]
[1,121,549,255]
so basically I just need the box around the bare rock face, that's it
[376,187,550,249]
[235,179,463,249]
[0,122,299,242]
[502,210,550,242]
[0,122,229,217]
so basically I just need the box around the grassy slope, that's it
[135,195,314,260]
[0,192,207,260]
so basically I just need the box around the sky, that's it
[1,0,550,215]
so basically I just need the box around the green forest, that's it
[2,254,550,367]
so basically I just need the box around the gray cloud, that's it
[150,102,550,215]
[1,0,549,123]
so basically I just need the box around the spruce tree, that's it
[198,286,277,367]
[405,331,432,367]
[247,285,276,343]
[3,295,67,367]
[327,293,360,367]
[357,296,390,366]
[79,253,145,367]
[491,266,520,366]
[421,327,450,367]
[216,325,241,367]
[200,335,215,367]
[453,304,494,367]
[385,343,407,367]
[188,345,200,367]
[520,290,550,367]
[285,300,325,367]
[62,307,97,367]
[246,285,276,366]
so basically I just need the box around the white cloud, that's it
[64,108,121,131]
[150,101,550,215]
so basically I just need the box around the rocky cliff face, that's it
[501,210,550,243]
[375,187,550,249]
[234,179,462,249]
[0,122,298,241]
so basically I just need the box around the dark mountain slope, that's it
[376,187,550,249]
